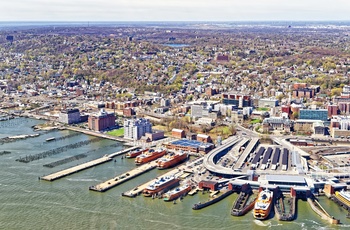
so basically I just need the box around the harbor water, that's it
[1,118,350,229]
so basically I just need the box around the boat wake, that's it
[253,220,270,227]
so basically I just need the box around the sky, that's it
[1,0,350,21]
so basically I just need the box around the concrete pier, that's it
[89,161,158,192]
[40,156,112,181]
[40,147,138,181]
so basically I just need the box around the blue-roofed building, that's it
[299,108,328,121]
[165,139,214,154]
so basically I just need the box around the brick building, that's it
[172,129,185,139]
[88,109,116,131]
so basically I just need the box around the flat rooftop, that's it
[265,175,306,184]
[171,139,213,148]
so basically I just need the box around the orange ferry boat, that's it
[135,148,167,165]
[253,188,273,220]
[163,184,191,202]
[125,148,148,158]
[143,176,180,197]
[157,151,188,169]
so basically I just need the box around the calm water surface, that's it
[0,118,350,229]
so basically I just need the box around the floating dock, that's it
[40,147,138,181]
[122,165,187,198]
[89,161,158,192]
[40,156,112,181]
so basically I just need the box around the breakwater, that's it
[0,133,40,145]
[43,154,87,168]
[16,138,101,163]
[0,150,11,155]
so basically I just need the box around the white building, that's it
[124,118,152,140]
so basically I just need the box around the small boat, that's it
[45,137,56,142]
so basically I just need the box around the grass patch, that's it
[257,107,269,111]
[250,119,262,124]
[107,128,124,137]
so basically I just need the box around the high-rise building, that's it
[88,109,116,131]
[124,118,152,140]
[59,108,81,124]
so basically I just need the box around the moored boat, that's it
[163,184,192,202]
[157,151,188,169]
[135,148,167,165]
[143,176,180,197]
[125,147,148,158]
[45,137,56,142]
[253,188,273,220]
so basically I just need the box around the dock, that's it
[89,161,158,192]
[122,165,187,197]
[274,189,296,221]
[40,156,112,181]
[40,147,138,181]
[307,197,339,224]
[188,187,199,196]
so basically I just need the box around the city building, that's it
[143,130,165,142]
[299,108,328,121]
[88,109,116,131]
[293,119,323,134]
[58,108,81,124]
[262,117,291,133]
[172,129,185,139]
[123,107,136,117]
[258,98,279,108]
[330,116,350,138]
[124,118,152,140]
[222,92,252,108]
[327,104,338,117]
[341,85,350,98]
[196,134,212,143]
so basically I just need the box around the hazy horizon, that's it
[1,1,350,21]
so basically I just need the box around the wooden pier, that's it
[40,147,138,181]
[40,156,112,181]
[122,165,187,198]
[89,161,158,192]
